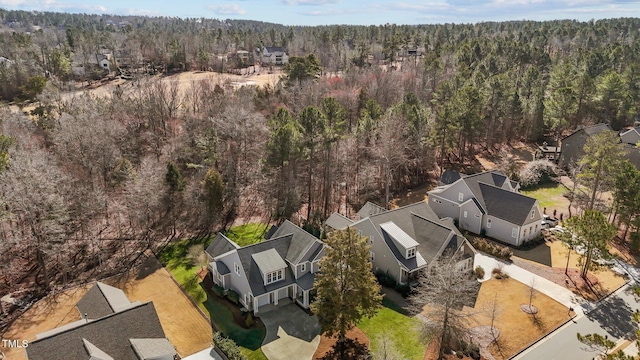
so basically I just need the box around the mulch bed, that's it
[313,327,369,359]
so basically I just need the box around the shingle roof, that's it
[82,338,114,360]
[216,261,230,275]
[271,220,322,264]
[26,302,169,360]
[478,182,537,225]
[236,235,294,296]
[75,282,138,320]
[206,233,239,259]
[357,201,387,219]
[265,46,285,53]
[130,338,177,359]
[621,128,640,145]
[252,248,287,274]
[411,213,457,265]
[440,169,463,185]
[624,145,640,170]
[325,212,354,230]
[380,222,419,249]
[583,123,613,136]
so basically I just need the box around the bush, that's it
[471,238,512,261]
[474,266,485,279]
[395,282,412,297]
[374,269,398,287]
[492,266,510,280]
[213,332,248,360]
[245,312,254,328]
[212,284,225,297]
[226,289,240,304]
[519,160,561,189]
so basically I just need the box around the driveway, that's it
[258,303,321,360]
[474,253,595,315]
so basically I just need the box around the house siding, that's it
[621,130,640,145]
[458,200,482,234]
[484,215,521,246]
[560,131,587,168]
[520,202,543,242]
[428,181,474,221]
[352,220,403,283]
[216,252,252,303]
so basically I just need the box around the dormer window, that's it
[530,210,535,219]
[301,263,306,272]
[407,247,416,259]
[266,269,284,284]
[458,192,464,202]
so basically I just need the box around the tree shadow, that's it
[586,296,636,339]
[320,338,369,360]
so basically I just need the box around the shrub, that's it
[395,282,412,297]
[226,289,240,304]
[492,266,509,280]
[212,284,225,297]
[519,159,561,189]
[374,269,398,287]
[245,312,254,328]
[213,332,248,360]
[471,238,512,261]
[474,266,485,279]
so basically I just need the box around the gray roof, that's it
[325,212,354,230]
[205,233,239,259]
[27,302,169,360]
[76,282,138,320]
[83,338,114,360]
[380,222,419,249]
[357,201,387,219]
[440,169,463,185]
[296,272,316,291]
[621,127,640,145]
[271,220,323,264]
[252,248,287,274]
[216,261,230,275]
[236,235,296,296]
[583,123,613,136]
[624,145,640,170]
[265,46,285,53]
[478,182,537,225]
[130,338,177,359]
[381,229,427,272]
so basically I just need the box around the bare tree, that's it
[409,252,480,359]
[371,334,407,360]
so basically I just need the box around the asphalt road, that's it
[516,283,640,360]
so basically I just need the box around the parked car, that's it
[542,214,559,228]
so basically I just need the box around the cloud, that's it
[282,0,341,5]
[207,3,246,15]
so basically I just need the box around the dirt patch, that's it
[313,327,369,359]
[1,259,212,360]
[466,278,569,360]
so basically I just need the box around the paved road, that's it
[516,283,640,360]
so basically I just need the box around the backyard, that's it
[520,182,570,216]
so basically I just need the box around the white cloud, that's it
[282,0,341,5]
[0,0,27,6]
[207,3,246,15]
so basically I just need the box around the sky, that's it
[1,0,640,26]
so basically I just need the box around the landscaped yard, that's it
[225,223,269,246]
[520,182,570,214]
[158,237,267,360]
[358,298,425,360]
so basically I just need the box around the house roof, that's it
[621,127,640,145]
[325,212,354,230]
[440,169,463,185]
[75,282,139,320]
[381,231,427,272]
[478,182,537,225]
[252,248,287,274]
[82,338,114,360]
[27,302,170,360]
[205,233,239,259]
[380,222,419,249]
[235,235,296,296]
[562,123,613,140]
[296,272,315,291]
[130,338,177,359]
[265,46,285,53]
[216,261,230,275]
[357,201,387,219]
[624,145,640,170]
[271,220,323,264]
[459,170,509,207]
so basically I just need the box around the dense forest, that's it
[1,9,640,314]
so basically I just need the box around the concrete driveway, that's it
[258,303,321,360]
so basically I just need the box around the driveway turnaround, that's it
[474,253,595,315]
[259,303,321,360]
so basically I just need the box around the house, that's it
[427,170,542,246]
[26,282,176,360]
[261,46,288,65]
[357,201,386,219]
[620,127,640,146]
[0,56,14,67]
[325,201,475,285]
[536,142,560,162]
[206,220,325,314]
[559,123,613,168]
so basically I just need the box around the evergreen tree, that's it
[562,210,616,279]
[165,161,185,192]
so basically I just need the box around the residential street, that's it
[516,282,640,360]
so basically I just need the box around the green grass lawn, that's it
[158,237,267,360]
[520,182,570,212]
[225,223,269,246]
[358,298,425,360]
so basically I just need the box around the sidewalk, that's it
[474,253,595,315]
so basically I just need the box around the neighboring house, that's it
[357,201,387,219]
[206,220,325,314]
[428,170,542,246]
[0,56,14,66]
[325,201,475,285]
[261,46,288,65]
[620,127,640,146]
[559,123,613,168]
[26,282,176,360]
[536,142,560,162]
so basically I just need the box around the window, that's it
[370,236,374,245]
[266,269,284,284]
[474,214,480,218]
[234,263,240,275]
[512,227,518,238]
[435,199,442,204]
[300,263,306,272]
[407,247,416,259]
[463,211,468,218]
[486,219,492,229]
[369,251,375,261]
[358,230,363,236]
[458,192,464,202]
[530,210,535,219]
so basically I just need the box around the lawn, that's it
[158,237,267,360]
[358,298,425,360]
[520,182,570,214]
[225,223,269,246]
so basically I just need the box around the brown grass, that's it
[313,327,369,359]
[1,260,212,360]
[466,278,569,360]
